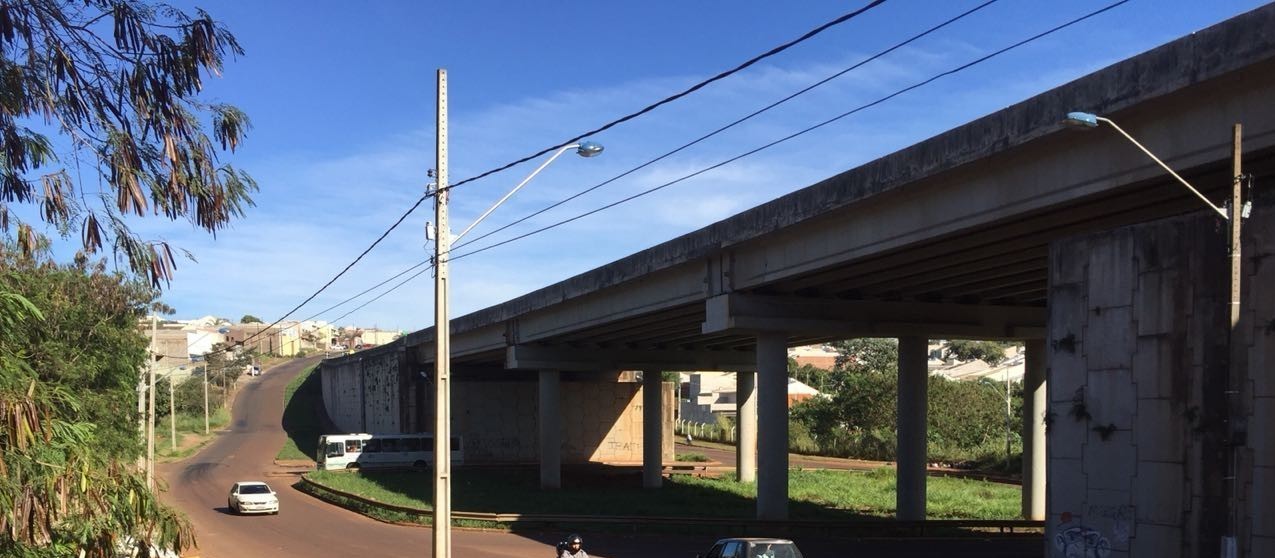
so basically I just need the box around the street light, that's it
[1065,110,1245,552]
[1062,111,1228,219]
[452,141,604,243]
[431,69,605,558]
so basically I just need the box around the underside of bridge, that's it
[321,5,1275,554]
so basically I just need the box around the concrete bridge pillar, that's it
[756,331,789,520]
[642,369,663,488]
[538,369,561,489]
[736,370,757,483]
[1022,339,1047,520]
[897,336,928,520]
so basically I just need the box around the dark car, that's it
[699,538,804,558]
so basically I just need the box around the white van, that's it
[316,433,464,470]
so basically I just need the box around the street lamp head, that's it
[1063,111,1100,129]
[575,141,604,158]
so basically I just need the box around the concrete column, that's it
[642,370,663,488]
[736,370,757,483]
[538,370,561,489]
[1022,339,1047,520]
[756,331,789,520]
[896,336,928,521]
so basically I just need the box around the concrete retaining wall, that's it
[1047,196,1273,558]
[453,380,674,463]
[1243,196,1275,557]
[319,357,674,463]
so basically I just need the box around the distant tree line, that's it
[789,339,1023,468]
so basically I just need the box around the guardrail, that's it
[297,475,1043,537]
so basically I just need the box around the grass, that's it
[154,408,230,461]
[303,466,1021,520]
[277,365,321,461]
[676,452,711,462]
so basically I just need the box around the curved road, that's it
[160,357,551,558]
[161,358,1040,558]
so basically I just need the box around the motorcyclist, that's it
[557,533,587,558]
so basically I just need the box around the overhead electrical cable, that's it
[449,0,1131,263]
[330,263,436,324]
[270,0,1129,327]
[306,0,1129,325]
[443,0,890,193]
[233,1,891,345]
[296,2,997,326]
[296,260,432,324]
[453,0,999,252]
[233,193,431,350]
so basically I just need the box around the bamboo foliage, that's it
[1,265,195,555]
[0,0,256,287]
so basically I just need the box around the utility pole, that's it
[169,370,176,451]
[146,314,157,489]
[204,364,210,435]
[137,343,148,474]
[432,67,453,558]
[1223,123,1244,558]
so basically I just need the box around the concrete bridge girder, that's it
[505,344,757,372]
[701,292,1047,340]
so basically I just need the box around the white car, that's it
[227,481,279,515]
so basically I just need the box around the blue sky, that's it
[23,0,1271,331]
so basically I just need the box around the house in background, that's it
[679,371,821,424]
[789,344,839,370]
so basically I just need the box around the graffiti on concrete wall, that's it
[1054,525,1111,558]
[1086,505,1133,546]
[466,436,524,458]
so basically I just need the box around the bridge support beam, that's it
[538,370,561,489]
[1022,339,1047,519]
[897,336,928,520]
[736,370,757,483]
[642,369,663,489]
[756,331,789,520]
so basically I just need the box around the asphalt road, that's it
[161,358,1043,558]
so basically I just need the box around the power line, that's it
[231,3,892,345]
[331,263,436,325]
[453,0,999,252]
[298,2,998,326]
[297,260,431,324]
[269,0,1128,327]
[443,0,890,193]
[233,192,432,350]
[450,0,1130,263]
[309,0,1129,325]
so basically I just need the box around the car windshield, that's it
[748,543,801,558]
[240,484,271,495]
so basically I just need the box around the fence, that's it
[675,419,736,444]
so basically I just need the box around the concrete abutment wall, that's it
[319,353,675,464]
[1047,196,1274,558]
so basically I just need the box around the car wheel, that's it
[228,500,237,514]
[346,462,360,470]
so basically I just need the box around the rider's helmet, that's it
[567,534,583,547]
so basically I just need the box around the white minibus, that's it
[316,433,464,470]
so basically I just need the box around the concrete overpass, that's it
[325,4,1275,555]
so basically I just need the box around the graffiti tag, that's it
[1054,526,1111,558]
